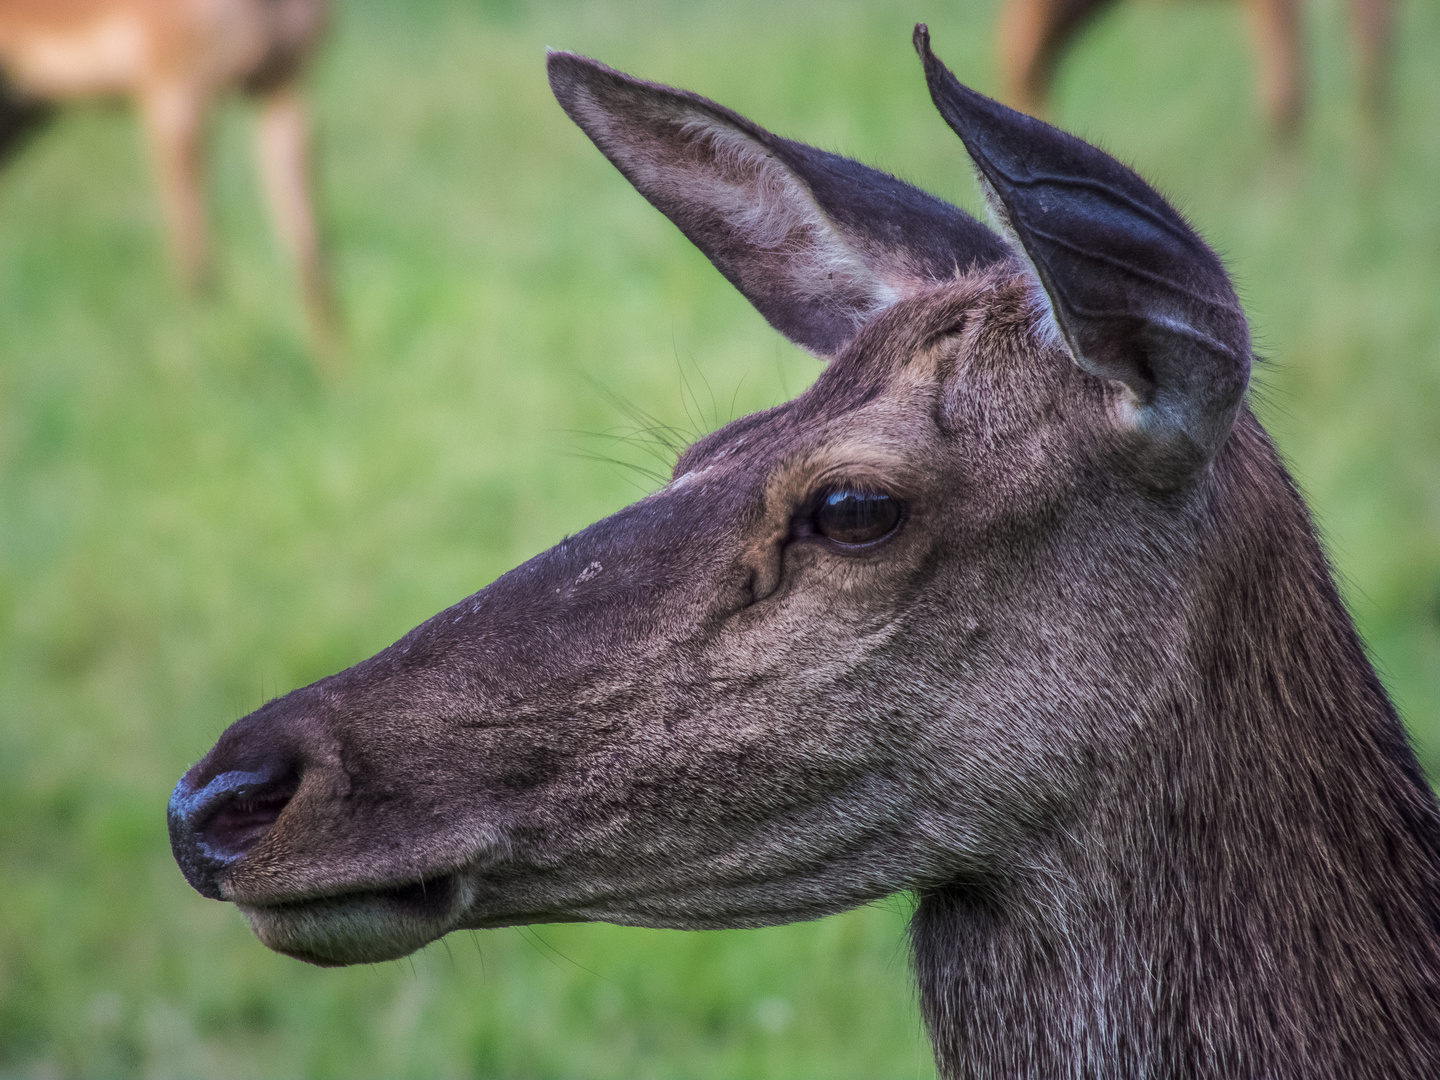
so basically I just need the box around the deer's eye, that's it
[812,489,903,548]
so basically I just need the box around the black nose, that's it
[168,765,299,900]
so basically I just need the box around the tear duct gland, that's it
[169,28,1440,1079]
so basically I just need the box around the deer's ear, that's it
[548,50,1009,359]
[915,26,1250,485]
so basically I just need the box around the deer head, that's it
[171,30,1256,967]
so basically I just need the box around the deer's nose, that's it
[168,764,300,900]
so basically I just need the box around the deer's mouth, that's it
[236,872,467,966]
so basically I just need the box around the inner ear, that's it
[916,26,1251,487]
[654,109,904,351]
[548,50,1008,359]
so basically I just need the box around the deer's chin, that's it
[236,873,466,966]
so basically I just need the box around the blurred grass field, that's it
[1,0,1437,1075]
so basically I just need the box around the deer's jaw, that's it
[234,871,591,968]
[237,875,476,966]
[233,805,946,967]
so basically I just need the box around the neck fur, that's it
[913,418,1440,1079]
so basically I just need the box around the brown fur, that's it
[168,38,1440,1077]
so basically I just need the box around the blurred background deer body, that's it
[0,0,332,339]
[1000,0,1395,133]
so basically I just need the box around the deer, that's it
[0,0,334,347]
[998,0,1395,135]
[166,25,1440,1078]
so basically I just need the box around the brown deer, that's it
[0,0,333,343]
[999,0,1395,134]
[167,26,1440,1078]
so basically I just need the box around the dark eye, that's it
[812,489,903,548]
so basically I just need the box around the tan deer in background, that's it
[0,0,334,347]
[999,0,1396,134]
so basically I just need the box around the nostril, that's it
[199,778,299,858]
[170,765,301,867]
[170,736,309,900]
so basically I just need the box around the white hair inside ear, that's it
[670,115,899,317]
[547,49,1010,357]
[974,171,1064,353]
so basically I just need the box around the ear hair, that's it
[970,173,1066,353]
[548,50,1009,359]
[671,114,901,318]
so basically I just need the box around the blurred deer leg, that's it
[140,83,210,287]
[1350,0,1393,115]
[0,73,54,166]
[1244,0,1305,136]
[999,0,1115,118]
[256,82,337,352]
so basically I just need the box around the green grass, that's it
[1,0,1437,1075]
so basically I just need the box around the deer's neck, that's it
[914,423,1440,1079]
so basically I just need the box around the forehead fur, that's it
[675,267,1064,475]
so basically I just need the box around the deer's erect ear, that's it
[914,26,1251,484]
[547,50,1009,359]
